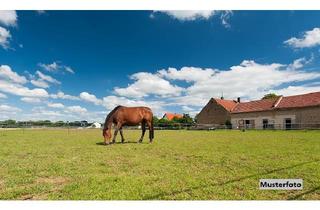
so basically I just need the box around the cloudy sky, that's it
[1,10,320,122]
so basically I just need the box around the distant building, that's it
[162,112,183,121]
[197,97,238,125]
[197,92,320,129]
[87,122,101,129]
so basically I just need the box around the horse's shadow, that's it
[96,141,144,146]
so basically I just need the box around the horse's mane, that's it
[103,105,122,129]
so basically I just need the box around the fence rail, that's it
[1,122,320,130]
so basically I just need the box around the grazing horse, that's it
[102,106,154,145]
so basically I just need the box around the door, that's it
[285,118,292,130]
[263,119,268,129]
[245,120,250,129]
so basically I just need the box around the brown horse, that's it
[102,106,154,145]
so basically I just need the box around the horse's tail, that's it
[149,119,154,140]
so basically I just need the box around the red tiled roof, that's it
[231,98,279,113]
[276,92,320,109]
[217,91,320,114]
[163,112,183,121]
[214,99,238,111]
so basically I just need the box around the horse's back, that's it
[116,106,153,122]
[120,106,152,113]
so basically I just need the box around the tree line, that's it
[152,114,196,129]
[0,114,197,129]
[0,120,93,128]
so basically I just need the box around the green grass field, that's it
[0,129,319,200]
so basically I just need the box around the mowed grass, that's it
[0,129,320,200]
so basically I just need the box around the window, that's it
[245,120,255,129]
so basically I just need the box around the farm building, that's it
[197,91,320,129]
[196,97,239,125]
[87,122,102,129]
[162,112,183,121]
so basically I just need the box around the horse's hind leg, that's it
[119,127,125,143]
[147,121,153,143]
[138,121,146,143]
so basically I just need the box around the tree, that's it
[174,114,194,124]
[262,93,279,100]
[194,114,199,123]
[53,121,65,127]
[4,119,16,125]
[152,116,159,126]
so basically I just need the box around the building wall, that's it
[197,99,231,125]
[295,106,320,128]
[231,106,320,129]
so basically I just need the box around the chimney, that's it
[237,97,241,103]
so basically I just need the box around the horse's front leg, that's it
[112,123,121,144]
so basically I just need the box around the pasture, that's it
[0,129,319,200]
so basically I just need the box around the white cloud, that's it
[0,65,49,98]
[287,55,314,71]
[268,85,320,97]
[0,104,21,113]
[220,11,233,28]
[0,92,7,99]
[29,107,64,120]
[31,79,49,88]
[30,71,61,89]
[153,10,216,21]
[38,62,75,74]
[21,106,106,122]
[182,105,194,112]
[36,71,61,84]
[39,62,59,72]
[64,66,75,74]
[158,60,320,106]
[50,91,79,100]
[78,91,165,116]
[114,72,183,98]
[0,65,27,84]
[36,10,46,15]
[47,102,64,109]
[80,92,102,105]
[0,27,11,49]
[0,11,17,27]
[102,95,165,117]
[21,97,42,104]
[159,67,215,82]
[66,105,87,114]
[284,28,320,48]
[0,80,48,98]
[103,95,147,110]
[151,10,232,27]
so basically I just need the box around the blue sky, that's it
[0,10,320,122]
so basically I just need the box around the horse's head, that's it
[102,128,112,144]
